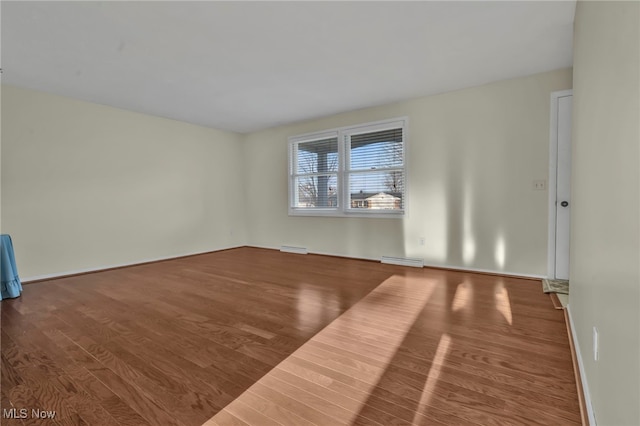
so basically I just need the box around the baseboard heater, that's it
[381,256,424,268]
[280,246,308,255]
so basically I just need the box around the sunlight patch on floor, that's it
[494,280,513,325]
[412,333,452,423]
[451,281,472,312]
[206,273,439,426]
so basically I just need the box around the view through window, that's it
[289,118,407,217]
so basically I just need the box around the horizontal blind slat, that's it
[289,119,406,215]
[348,127,404,211]
[294,137,339,175]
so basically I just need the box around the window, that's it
[289,118,407,217]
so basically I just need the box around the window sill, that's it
[288,209,405,219]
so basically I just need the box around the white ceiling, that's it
[1,1,575,133]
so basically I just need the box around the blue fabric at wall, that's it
[1,234,23,300]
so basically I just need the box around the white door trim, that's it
[548,89,573,279]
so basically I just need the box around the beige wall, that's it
[244,69,572,276]
[2,69,574,279]
[0,85,3,231]
[571,2,640,425]
[1,85,247,278]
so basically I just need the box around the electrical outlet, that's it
[593,327,599,361]
[419,237,425,246]
[533,180,547,190]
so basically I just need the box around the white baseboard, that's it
[309,249,379,263]
[566,305,597,425]
[280,245,308,255]
[249,245,545,279]
[381,256,424,268]
[249,244,380,263]
[22,245,244,283]
[422,261,546,280]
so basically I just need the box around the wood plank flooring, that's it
[205,265,581,426]
[0,247,581,425]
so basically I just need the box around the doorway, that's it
[548,90,573,279]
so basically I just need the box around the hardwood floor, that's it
[205,263,581,426]
[0,247,581,425]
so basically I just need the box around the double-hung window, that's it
[289,117,407,217]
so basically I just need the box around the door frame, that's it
[547,89,573,279]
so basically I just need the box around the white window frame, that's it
[288,117,408,218]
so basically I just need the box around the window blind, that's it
[347,128,404,210]
[288,118,407,216]
[292,137,339,208]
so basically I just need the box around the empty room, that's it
[1,1,638,426]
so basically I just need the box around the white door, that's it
[551,93,572,279]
